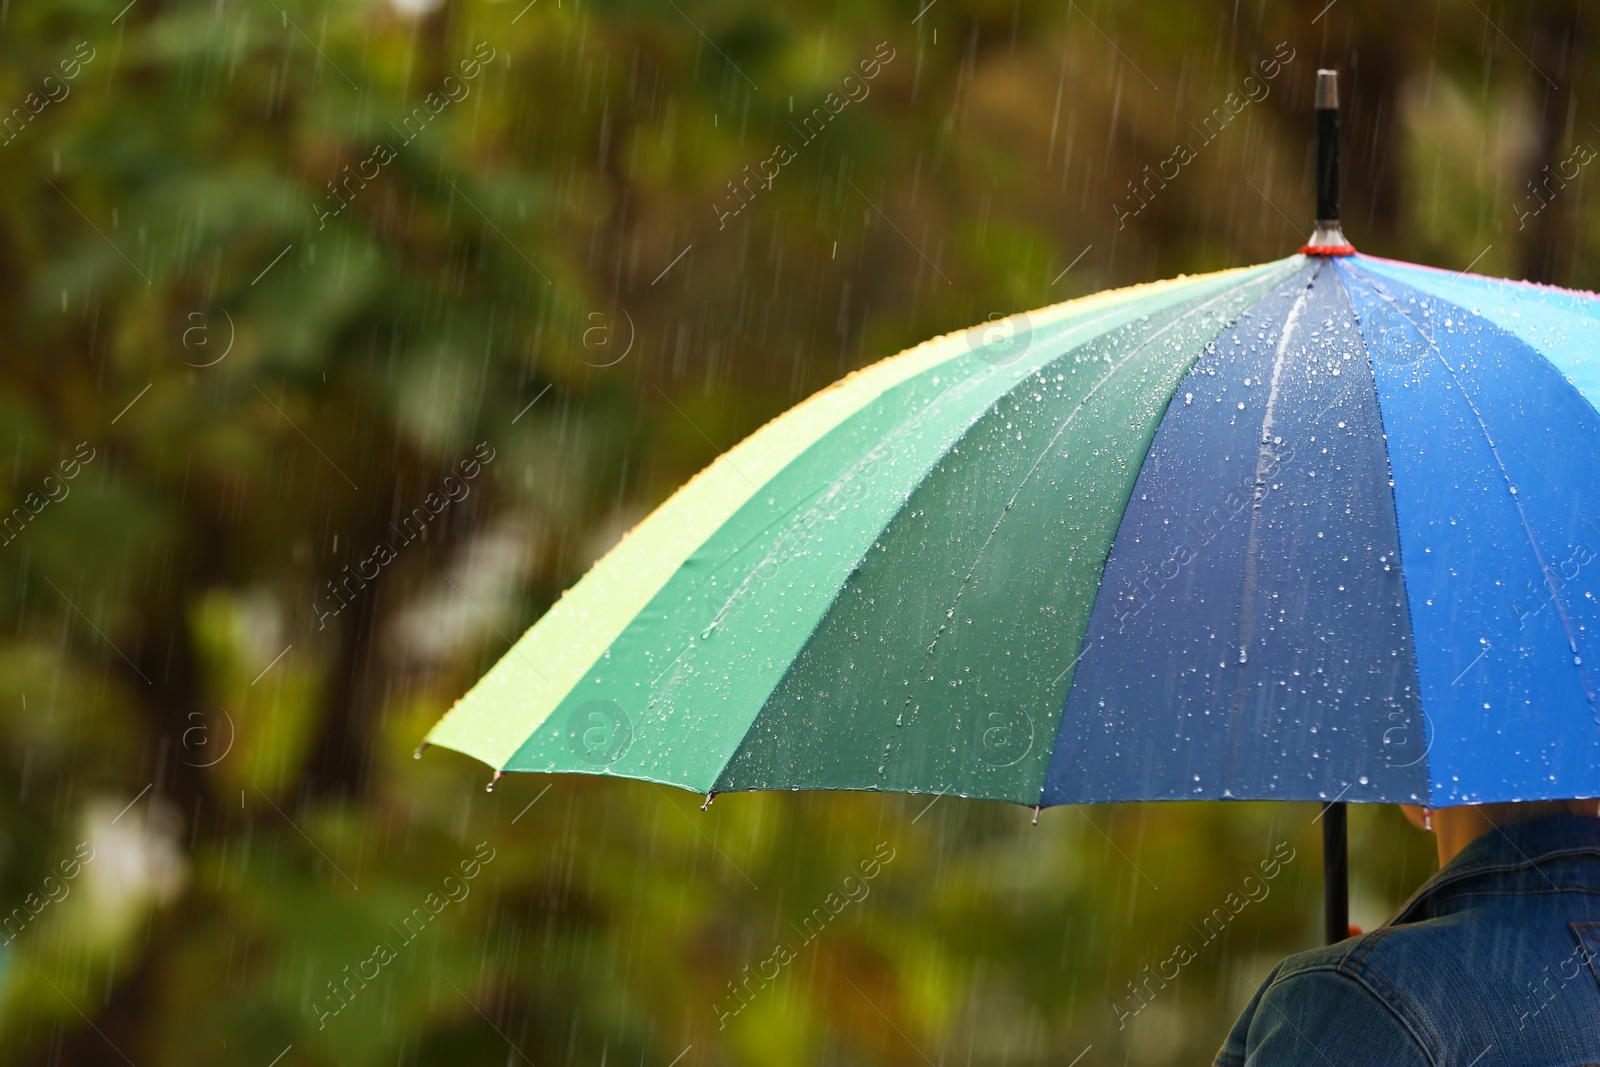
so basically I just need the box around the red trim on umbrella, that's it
[1300,243,1356,256]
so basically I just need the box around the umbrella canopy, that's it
[424,253,1600,811]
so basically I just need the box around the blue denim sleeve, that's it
[1214,967,1432,1067]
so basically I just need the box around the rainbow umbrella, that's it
[423,73,1600,942]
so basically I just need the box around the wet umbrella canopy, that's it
[425,73,1600,939]
[429,253,1600,789]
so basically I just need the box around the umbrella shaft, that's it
[1315,105,1339,223]
[1322,801,1349,944]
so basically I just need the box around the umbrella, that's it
[422,71,1600,945]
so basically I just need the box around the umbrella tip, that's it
[700,792,716,811]
[1031,804,1042,826]
[413,741,431,760]
[486,770,503,793]
[1315,68,1338,109]
[1301,69,1355,257]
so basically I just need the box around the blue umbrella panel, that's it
[1047,255,1600,809]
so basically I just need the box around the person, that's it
[1214,800,1600,1065]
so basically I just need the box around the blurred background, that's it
[0,0,1593,1063]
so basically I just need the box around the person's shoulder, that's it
[1278,910,1531,994]
[1214,934,1436,1067]
[1271,921,1484,1030]
[1273,921,1459,983]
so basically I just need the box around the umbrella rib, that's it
[647,381,976,736]
[699,289,1218,794]
[1225,265,1317,791]
[913,266,1297,723]
[1428,360,1597,707]
[691,382,963,647]
[1343,266,1600,721]
[703,264,1292,798]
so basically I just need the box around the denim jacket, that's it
[1215,814,1600,1066]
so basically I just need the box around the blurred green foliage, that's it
[0,0,1592,1063]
